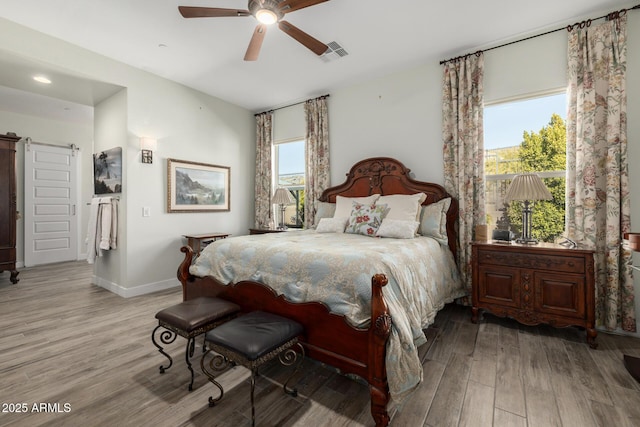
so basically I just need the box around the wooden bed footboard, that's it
[177,245,392,426]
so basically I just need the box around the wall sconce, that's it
[140,137,157,164]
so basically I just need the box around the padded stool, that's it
[152,297,240,391]
[201,311,304,426]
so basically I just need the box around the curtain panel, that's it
[442,53,485,293]
[566,15,634,331]
[255,111,273,228]
[304,96,330,228]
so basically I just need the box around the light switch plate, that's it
[143,207,150,217]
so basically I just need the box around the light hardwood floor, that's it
[1,261,640,426]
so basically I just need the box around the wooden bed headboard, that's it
[319,157,459,257]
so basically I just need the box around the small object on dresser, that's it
[475,224,488,241]
[492,229,514,242]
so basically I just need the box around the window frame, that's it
[483,90,567,242]
[273,138,306,228]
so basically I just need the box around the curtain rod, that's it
[440,3,640,65]
[255,94,330,116]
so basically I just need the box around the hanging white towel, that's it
[86,198,102,264]
[86,196,118,263]
[109,198,118,250]
[99,197,112,250]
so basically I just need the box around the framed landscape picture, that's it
[167,158,230,213]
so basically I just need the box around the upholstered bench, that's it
[200,311,304,426]
[152,297,240,391]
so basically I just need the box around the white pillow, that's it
[376,193,427,222]
[333,194,380,219]
[418,198,451,243]
[313,201,336,227]
[377,219,420,239]
[316,217,348,233]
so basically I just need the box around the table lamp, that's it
[504,173,552,244]
[272,187,294,230]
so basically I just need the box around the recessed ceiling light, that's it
[33,76,52,84]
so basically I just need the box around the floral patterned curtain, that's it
[304,96,330,228]
[566,15,634,332]
[442,53,485,292]
[254,111,273,228]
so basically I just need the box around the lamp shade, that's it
[504,173,552,202]
[272,187,294,205]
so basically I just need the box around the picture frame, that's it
[167,158,230,213]
[93,147,123,194]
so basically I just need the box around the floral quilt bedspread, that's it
[190,230,465,402]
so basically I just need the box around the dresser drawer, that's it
[476,249,585,274]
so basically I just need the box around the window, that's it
[274,139,305,227]
[484,92,567,243]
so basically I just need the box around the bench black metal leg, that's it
[250,368,257,427]
[281,342,305,397]
[200,349,227,406]
[152,325,176,373]
[186,337,196,391]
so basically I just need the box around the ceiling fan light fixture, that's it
[256,9,277,25]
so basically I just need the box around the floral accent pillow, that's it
[345,202,389,236]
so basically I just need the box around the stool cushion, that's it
[205,311,303,361]
[155,297,240,333]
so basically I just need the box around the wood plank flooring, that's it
[2,261,640,426]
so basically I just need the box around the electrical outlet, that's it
[143,207,150,217]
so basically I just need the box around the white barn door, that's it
[24,143,78,267]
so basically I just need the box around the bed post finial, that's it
[177,246,194,300]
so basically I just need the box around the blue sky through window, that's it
[278,140,305,175]
[484,92,567,150]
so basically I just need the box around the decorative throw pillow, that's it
[377,193,427,222]
[313,201,336,228]
[333,194,380,219]
[345,202,389,236]
[315,217,348,233]
[418,198,451,243]
[377,219,420,239]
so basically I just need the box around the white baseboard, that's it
[92,276,180,298]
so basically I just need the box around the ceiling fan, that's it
[179,0,330,61]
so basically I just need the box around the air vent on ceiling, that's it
[320,41,349,62]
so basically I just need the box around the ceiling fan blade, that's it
[278,21,328,56]
[178,6,251,18]
[279,0,329,14]
[244,24,268,61]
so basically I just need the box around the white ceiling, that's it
[0,0,634,116]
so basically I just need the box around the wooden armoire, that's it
[0,133,20,284]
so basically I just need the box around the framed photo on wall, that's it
[167,158,230,213]
[94,147,122,194]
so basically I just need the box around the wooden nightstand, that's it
[183,232,230,256]
[471,241,597,348]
